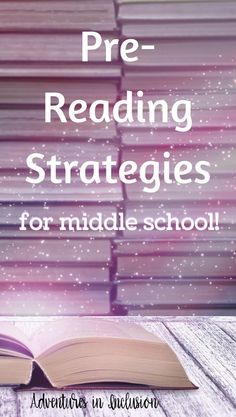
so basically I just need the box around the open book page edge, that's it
[30,318,164,357]
[0,322,33,357]
[1,319,197,390]
[15,360,198,392]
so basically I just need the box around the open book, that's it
[0,318,195,389]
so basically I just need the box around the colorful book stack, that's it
[0,0,121,315]
[113,0,236,315]
[0,0,236,316]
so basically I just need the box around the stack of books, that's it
[113,239,236,315]
[0,0,119,78]
[119,0,236,36]
[0,239,112,315]
[1,0,236,316]
[0,0,121,315]
[113,0,236,315]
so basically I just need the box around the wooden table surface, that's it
[0,316,235,417]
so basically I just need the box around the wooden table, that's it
[0,316,235,417]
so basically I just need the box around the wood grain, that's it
[141,321,236,417]
[0,317,235,417]
[165,321,236,405]
[216,322,236,341]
